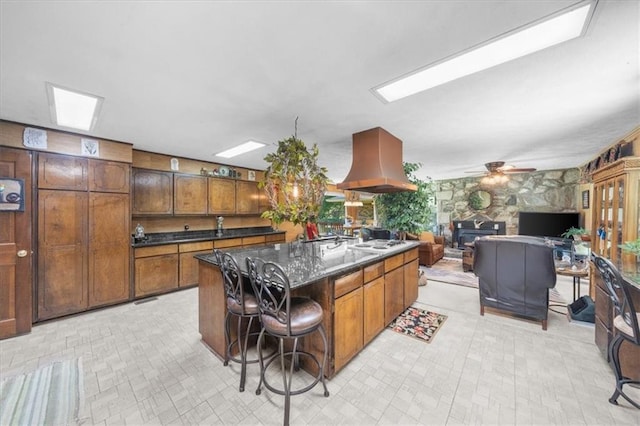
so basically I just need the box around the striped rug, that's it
[0,358,84,425]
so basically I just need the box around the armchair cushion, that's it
[420,232,435,243]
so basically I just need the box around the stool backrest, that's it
[246,257,293,336]
[215,249,251,315]
[593,254,639,343]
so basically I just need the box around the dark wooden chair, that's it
[593,254,640,409]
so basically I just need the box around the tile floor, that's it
[1,275,639,425]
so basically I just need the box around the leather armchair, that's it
[407,232,444,267]
[473,235,557,330]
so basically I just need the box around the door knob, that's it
[17,250,28,258]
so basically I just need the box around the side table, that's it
[556,267,589,302]
[462,247,474,272]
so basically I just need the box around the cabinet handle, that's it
[17,250,28,258]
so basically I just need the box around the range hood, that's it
[337,127,417,193]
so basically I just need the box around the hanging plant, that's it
[259,124,328,227]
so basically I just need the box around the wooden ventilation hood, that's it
[337,127,417,193]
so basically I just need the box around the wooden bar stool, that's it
[246,257,329,426]
[593,254,640,409]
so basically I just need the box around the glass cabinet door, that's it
[614,177,625,261]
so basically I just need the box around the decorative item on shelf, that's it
[248,170,256,181]
[170,158,179,171]
[259,117,329,229]
[219,166,229,177]
[200,168,208,176]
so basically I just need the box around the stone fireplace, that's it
[452,220,506,248]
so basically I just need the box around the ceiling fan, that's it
[465,161,536,183]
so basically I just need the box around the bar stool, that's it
[215,249,261,392]
[246,257,329,426]
[593,254,640,409]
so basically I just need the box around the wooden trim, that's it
[134,244,178,258]
[592,157,640,182]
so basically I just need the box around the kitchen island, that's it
[196,238,420,378]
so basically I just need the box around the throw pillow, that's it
[420,232,435,243]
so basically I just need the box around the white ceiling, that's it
[1,0,638,182]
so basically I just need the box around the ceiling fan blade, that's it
[464,171,488,174]
[501,167,537,173]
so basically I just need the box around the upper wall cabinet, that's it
[174,174,208,215]
[132,168,173,215]
[89,160,130,193]
[236,180,261,215]
[208,177,236,215]
[38,152,88,190]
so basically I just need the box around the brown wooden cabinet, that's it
[134,245,179,297]
[37,190,88,320]
[384,254,405,325]
[179,241,214,287]
[363,275,385,345]
[208,177,236,215]
[236,180,260,214]
[37,153,131,321]
[334,286,363,372]
[174,174,208,215]
[38,153,88,191]
[88,193,130,307]
[403,250,419,308]
[132,168,173,215]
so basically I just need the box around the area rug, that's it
[423,258,478,288]
[388,306,447,343]
[0,358,84,425]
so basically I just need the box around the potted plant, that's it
[375,162,435,236]
[259,134,329,231]
[619,238,640,256]
[561,227,590,241]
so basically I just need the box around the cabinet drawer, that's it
[595,284,612,328]
[215,238,242,249]
[242,235,265,246]
[334,270,363,298]
[384,253,404,272]
[135,244,178,258]
[363,261,384,283]
[403,248,418,263]
[266,233,285,243]
[179,241,213,253]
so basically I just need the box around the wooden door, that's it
[88,192,130,307]
[179,250,212,287]
[134,254,179,297]
[174,174,207,215]
[363,276,385,344]
[38,152,88,190]
[89,159,130,193]
[208,177,236,214]
[334,286,363,372]
[37,190,88,320]
[384,267,404,325]
[131,169,173,215]
[403,258,419,308]
[236,181,260,214]
[0,147,33,339]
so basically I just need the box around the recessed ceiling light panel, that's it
[215,140,266,158]
[46,82,104,131]
[373,0,597,103]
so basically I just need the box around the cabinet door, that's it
[89,160,130,193]
[363,276,385,344]
[208,177,236,214]
[236,181,260,214]
[134,254,179,297]
[179,250,212,287]
[384,267,404,325]
[334,287,363,372]
[88,193,130,307]
[174,174,208,215]
[403,258,419,308]
[132,169,173,215]
[37,190,88,320]
[38,152,88,190]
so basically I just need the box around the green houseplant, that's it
[561,227,590,241]
[374,162,435,235]
[259,135,329,228]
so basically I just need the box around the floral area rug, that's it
[388,306,448,343]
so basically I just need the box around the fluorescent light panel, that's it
[46,83,103,131]
[374,1,595,102]
[215,141,265,158]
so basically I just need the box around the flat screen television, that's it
[518,212,580,238]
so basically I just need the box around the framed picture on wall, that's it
[582,190,589,209]
[0,178,25,212]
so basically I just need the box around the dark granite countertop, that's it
[618,258,640,289]
[131,226,285,248]
[195,239,420,289]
